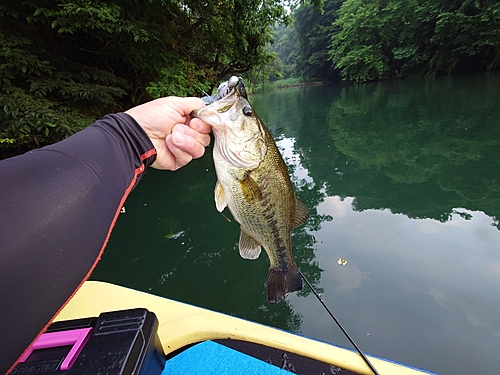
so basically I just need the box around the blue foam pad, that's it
[161,341,295,375]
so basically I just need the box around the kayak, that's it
[45,281,438,375]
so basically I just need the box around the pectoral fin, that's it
[238,171,263,203]
[238,228,261,260]
[293,198,309,228]
[214,181,227,212]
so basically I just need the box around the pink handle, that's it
[19,327,92,370]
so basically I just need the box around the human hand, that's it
[125,97,211,170]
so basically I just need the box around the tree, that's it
[328,0,500,82]
[268,23,299,79]
[329,0,428,82]
[293,0,342,81]
[429,0,500,73]
[0,0,291,154]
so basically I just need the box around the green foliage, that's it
[0,1,153,151]
[272,0,500,83]
[178,0,289,79]
[430,1,500,73]
[293,0,342,80]
[329,0,500,82]
[1,87,93,148]
[147,60,212,98]
[1,0,293,154]
[269,0,342,82]
[329,0,425,82]
[0,26,105,149]
[269,24,299,79]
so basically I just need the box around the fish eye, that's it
[243,106,253,117]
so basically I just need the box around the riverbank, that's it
[249,78,332,94]
[275,80,331,88]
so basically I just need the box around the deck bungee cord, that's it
[299,271,380,375]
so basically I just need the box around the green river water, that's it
[91,73,500,375]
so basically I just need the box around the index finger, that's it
[169,97,206,117]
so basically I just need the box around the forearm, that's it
[0,113,156,374]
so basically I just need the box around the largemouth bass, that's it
[191,89,309,304]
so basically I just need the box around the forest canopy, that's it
[1,0,499,153]
[274,0,500,82]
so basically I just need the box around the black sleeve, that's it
[0,113,157,374]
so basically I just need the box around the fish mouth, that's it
[191,89,239,130]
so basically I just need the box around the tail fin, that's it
[266,267,302,304]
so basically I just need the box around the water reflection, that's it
[283,75,500,225]
[291,196,500,375]
[93,73,500,375]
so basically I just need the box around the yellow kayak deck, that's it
[55,281,437,375]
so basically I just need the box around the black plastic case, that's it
[11,308,165,375]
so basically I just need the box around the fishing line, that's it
[299,271,380,375]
